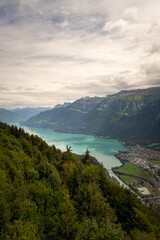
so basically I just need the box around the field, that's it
[118,175,140,184]
[114,162,152,183]
[147,143,160,151]
[152,161,160,166]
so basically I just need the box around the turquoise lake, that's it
[21,125,129,186]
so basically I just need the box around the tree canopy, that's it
[0,122,160,239]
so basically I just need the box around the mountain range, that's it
[23,87,160,144]
[0,107,51,123]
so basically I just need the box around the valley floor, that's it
[113,145,160,208]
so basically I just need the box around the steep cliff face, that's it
[24,87,160,143]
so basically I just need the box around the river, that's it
[20,125,129,186]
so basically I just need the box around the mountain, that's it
[0,108,16,123]
[24,96,104,133]
[23,87,160,143]
[0,122,159,239]
[84,87,160,143]
[0,107,51,123]
[54,102,71,109]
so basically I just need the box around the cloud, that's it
[58,20,69,28]
[63,70,147,96]
[0,90,78,108]
[141,62,160,77]
[0,0,160,108]
[123,7,138,22]
[0,86,9,91]
[102,19,129,35]
[147,44,160,55]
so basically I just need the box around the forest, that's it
[0,122,160,240]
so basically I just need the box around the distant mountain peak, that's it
[54,102,71,109]
[0,107,52,124]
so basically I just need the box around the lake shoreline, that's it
[15,123,132,186]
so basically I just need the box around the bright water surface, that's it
[21,125,129,186]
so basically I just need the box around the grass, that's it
[118,175,140,184]
[116,162,151,180]
[152,161,160,165]
[148,143,160,147]
[147,143,160,150]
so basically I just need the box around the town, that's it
[114,145,160,208]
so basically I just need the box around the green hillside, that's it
[85,88,160,143]
[0,122,160,239]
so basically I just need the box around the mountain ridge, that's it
[0,107,51,123]
[22,87,160,144]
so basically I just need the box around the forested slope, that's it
[0,122,160,240]
[85,88,160,143]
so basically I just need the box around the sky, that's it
[0,0,160,109]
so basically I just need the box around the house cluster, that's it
[115,145,160,206]
[120,146,160,173]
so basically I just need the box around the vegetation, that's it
[118,175,140,184]
[114,162,152,186]
[115,162,151,180]
[0,122,160,239]
[24,87,160,144]
[146,143,160,151]
[152,161,160,166]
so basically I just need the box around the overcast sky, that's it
[0,0,160,108]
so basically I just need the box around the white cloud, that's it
[123,7,138,22]
[102,19,129,34]
[0,0,160,108]
[58,20,69,28]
